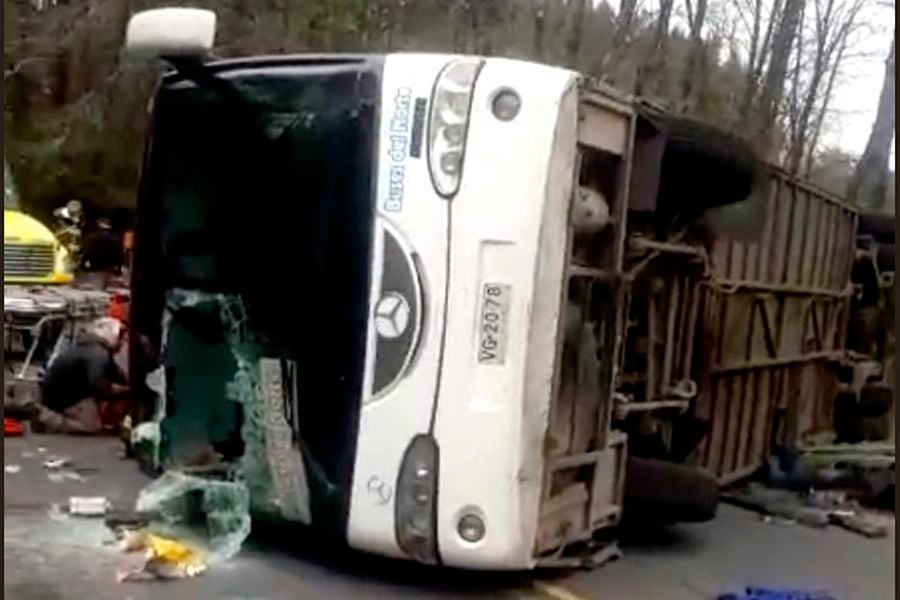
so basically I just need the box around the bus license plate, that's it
[478,283,511,365]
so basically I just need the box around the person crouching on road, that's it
[35,317,129,435]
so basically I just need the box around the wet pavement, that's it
[4,434,895,600]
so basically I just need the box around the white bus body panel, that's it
[347,53,452,559]
[348,53,580,569]
[434,60,578,569]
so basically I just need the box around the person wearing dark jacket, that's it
[81,218,123,289]
[35,317,129,434]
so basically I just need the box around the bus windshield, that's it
[131,61,380,535]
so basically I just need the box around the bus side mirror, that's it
[125,8,217,61]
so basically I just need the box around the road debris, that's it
[43,456,70,470]
[47,503,69,522]
[116,532,207,582]
[829,510,891,538]
[769,442,895,507]
[4,418,24,437]
[69,496,111,516]
[105,510,151,532]
[47,470,86,483]
[136,471,252,563]
[754,439,897,531]
[724,482,891,538]
[724,485,830,528]
[5,464,21,474]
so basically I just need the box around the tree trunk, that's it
[564,0,588,68]
[637,0,674,96]
[616,0,638,46]
[471,0,503,55]
[452,0,468,52]
[600,0,637,72]
[753,0,805,158]
[681,0,708,112]
[804,33,848,175]
[741,0,784,123]
[848,35,895,211]
[533,0,547,59]
[786,0,810,174]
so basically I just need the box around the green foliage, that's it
[2,0,835,215]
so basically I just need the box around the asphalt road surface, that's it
[4,435,894,600]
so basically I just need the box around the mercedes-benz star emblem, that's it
[374,292,411,339]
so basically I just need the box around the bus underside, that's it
[534,89,761,566]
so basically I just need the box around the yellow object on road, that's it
[147,533,205,566]
[117,532,207,582]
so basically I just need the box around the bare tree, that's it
[752,0,805,156]
[6,0,893,216]
[786,0,808,162]
[848,34,895,210]
[565,0,589,67]
[468,0,506,54]
[785,0,866,174]
[616,0,640,47]
[737,0,784,120]
[681,0,709,111]
[636,0,675,96]
[599,0,640,73]
[803,21,849,173]
[532,0,548,59]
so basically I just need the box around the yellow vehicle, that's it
[4,161,73,285]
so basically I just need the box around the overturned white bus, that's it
[126,8,759,570]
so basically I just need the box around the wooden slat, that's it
[812,198,830,289]
[721,375,742,476]
[577,102,628,155]
[745,241,759,282]
[797,193,817,287]
[755,179,778,283]
[707,375,729,475]
[769,183,788,282]
[736,371,757,472]
[790,188,808,285]
[819,204,838,290]
[749,368,771,466]
[589,438,626,526]
[729,241,745,280]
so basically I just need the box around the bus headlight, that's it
[457,510,486,543]
[491,88,521,121]
[395,434,439,564]
[427,58,483,198]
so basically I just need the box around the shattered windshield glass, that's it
[132,62,380,535]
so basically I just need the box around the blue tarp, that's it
[718,588,837,600]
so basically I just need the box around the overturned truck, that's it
[125,8,858,569]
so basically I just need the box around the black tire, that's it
[624,456,719,522]
[860,384,893,417]
[635,107,762,215]
[833,390,864,443]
